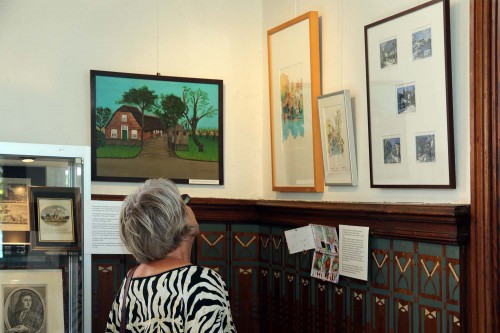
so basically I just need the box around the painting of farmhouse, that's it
[91,71,223,184]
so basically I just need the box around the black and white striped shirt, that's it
[106,265,236,333]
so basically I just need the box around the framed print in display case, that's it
[317,90,358,186]
[29,187,81,252]
[364,0,455,188]
[0,269,64,332]
[0,178,30,231]
[267,11,324,192]
[91,70,224,185]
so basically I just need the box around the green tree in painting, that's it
[95,107,112,148]
[118,86,158,145]
[181,87,217,152]
[95,107,112,131]
[155,94,187,149]
[155,94,186,143]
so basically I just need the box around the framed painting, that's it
[317,90,358,186]
[91,70,224,185]
[0,178,30,231]
[0,269,64,333]
[29,187,81,252]
[364,0,455,188]
[267,11,324,192]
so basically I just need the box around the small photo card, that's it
[311,251,340,283]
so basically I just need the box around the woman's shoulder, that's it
[184,265,226,288]
[188,265,223,277]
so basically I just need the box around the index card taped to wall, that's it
[284,226,316,254]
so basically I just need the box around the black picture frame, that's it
[29,187,81,252]
[364,0,455,188]
[91,70,224,185]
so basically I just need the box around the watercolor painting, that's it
[280,64,304,142]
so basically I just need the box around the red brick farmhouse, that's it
[104,105,165,145]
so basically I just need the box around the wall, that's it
[262,0,470,204]
[0,0,264,199]
[0,0,470,204]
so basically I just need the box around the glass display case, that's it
[0,142,90,333]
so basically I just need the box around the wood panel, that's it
[92,195,469,245]
[91,195,469,332]
[255,201,468,244]
[469,0,500,331]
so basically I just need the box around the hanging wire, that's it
[156,0,160,75]
[339,0,344,90]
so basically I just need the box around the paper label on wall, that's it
[338,224,369,281]
[87,200,130,254]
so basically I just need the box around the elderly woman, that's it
[106,179,236,333]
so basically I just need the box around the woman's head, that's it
[119,178,196,263]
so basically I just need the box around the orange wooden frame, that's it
[267,12,324,192]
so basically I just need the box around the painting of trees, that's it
[91,70,223,183]
[118,86,158,144]
[155,94,185,129]
[95,107,112,131]
[181,87,217,152]
[95,107,111,148]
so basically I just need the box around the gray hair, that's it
[119,178,192,264]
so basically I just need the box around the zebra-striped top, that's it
[106,265,236,333]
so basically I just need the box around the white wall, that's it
[262,0,470,203]
[0,0,470,203]
[0,0,264,199]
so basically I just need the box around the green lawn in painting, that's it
[96,146,141,158]
[176,136,219,162]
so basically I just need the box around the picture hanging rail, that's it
[267,11,324,192]
[90,70,224,185]
[364,0,455,188]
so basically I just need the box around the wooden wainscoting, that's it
[91,195,469,332]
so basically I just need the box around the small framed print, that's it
[0,178,31,231]
[415,133,436,163]
[412,27,432,60]
[383,136,402,164]
[379,37,398,68]
[365,0,455,188]
[317,90,358,186]
[29,187,81,252]
[0,269,65,332]
[396,83,416,114]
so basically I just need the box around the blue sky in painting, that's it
[95,75,219,129]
